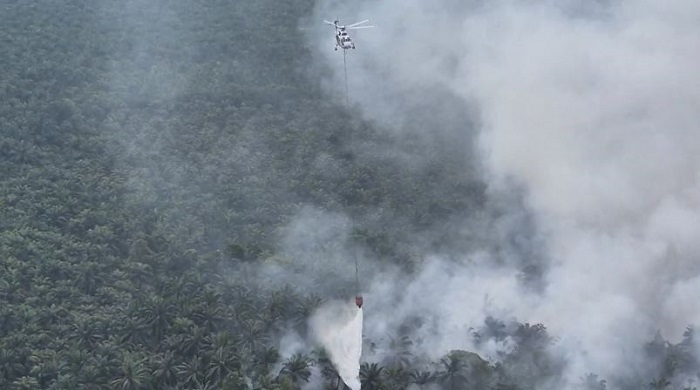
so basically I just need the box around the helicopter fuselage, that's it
[325,19,371,51]
[335,28,355,50]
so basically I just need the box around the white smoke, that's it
[309,301,363,390]
[311,0,700,386]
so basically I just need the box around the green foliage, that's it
[360,362,384,390]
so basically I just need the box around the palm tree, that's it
[383,332,414,369]
[205,331,237,353]
[267,287,294,324]
[64,348,90,373]
[194,291,226,332]
[69,317,103,349]
[383,366,410,389]
[11,376,40,390]
[514,323,551,352]
[293,294,322,333]
[436,353,468,390]
[180,325,207,357]
[74,261,103,295]
[278,353,312,385]
[206,347,240,386]
[176,355,204,389]
[360,362,383,390]
[473,316,508,348]
[111,354,149,390]
[143,294,176,341]
[221,373,250,390]
[125,260,153,289]
[31,349,68,388]
[90,343,121,382]
[119,316,149,347]
[255,374,281,390]
[239,319,271,354]
[409,369,435,386]
[152,351,179,388]
[253,347,280,378]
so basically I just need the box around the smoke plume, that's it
[310,0,700,386]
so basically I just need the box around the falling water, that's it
[310,300,363,390]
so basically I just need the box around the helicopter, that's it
[323,19,374,50]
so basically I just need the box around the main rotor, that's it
[323,19,374,31]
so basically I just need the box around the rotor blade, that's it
[348,19,370,27]
[323,20,337,26]
[348,26,374,29]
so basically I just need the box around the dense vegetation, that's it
[0,0,698,389]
